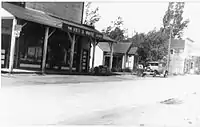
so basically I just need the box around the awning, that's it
[2,2,63,29]
[2,2,103,39]
[99,34,117,43]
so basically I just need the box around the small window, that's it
[179,49,184,53]
[170,49,174,54]
[191,63,193,69]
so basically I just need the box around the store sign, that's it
[62,24,103,39]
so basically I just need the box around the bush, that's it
[94,66,99,74]
[93,65,109,75]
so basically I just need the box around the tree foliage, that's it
[83,2,101,27]
[163,2,189,39]
[129,2,190,64]
[102,16,127,42]
[129,29,168,63]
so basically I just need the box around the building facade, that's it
[90,42,137,71]
[169,38,200,74]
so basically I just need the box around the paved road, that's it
[0,74,200,126]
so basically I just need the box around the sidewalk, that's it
[1,73,141,87]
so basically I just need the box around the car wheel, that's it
[142,73,146,77]
[153,71,156,77]
[164,71,168,78]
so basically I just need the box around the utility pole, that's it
[167,26,172,73]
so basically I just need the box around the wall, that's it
[126,55,134,70]
[25,2,84,24]
[90,44,103,68]
[170,52,185,74]
[121,55,135,70]
[169,38,194,74]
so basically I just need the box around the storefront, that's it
[1,2,105,73]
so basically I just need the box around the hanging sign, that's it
[14,25,22,31]
[14,25,22,37]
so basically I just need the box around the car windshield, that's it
[148,63,159,66]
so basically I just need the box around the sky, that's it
[1,1,200,45]
[91,2,200,45]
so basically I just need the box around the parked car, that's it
[142,61,168,77]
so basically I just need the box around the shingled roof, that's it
[98,42,110,52]
[128,47,138,55]
[97,42,137,54]
[170,39,185,49]
[113,42,132,53]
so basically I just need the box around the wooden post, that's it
[102,53,105,65]
[15,37,20,68]
[91,39,96,69]
[167,26,172,74]
[41,26,49,74]
[116,55,119,68]
[109,42,113,71]
[124,53,127,69]
[8,18,17,73]
[14,20,23,68]
[69,34,76,72]
[79,49,83,72]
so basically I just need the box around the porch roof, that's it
[98,35,117,43]
[98,43,110,52]
[98,42,134,54]
[113,42,132,53]
[2,2,63,29]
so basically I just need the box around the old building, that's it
[169,38,200,74]
[90,42,137,71]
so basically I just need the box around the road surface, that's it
[0,74,200,126]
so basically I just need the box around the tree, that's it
[83,2,101,27]
[145,29,168,61]
[129,29,168,63]
[163,2,189,39]
[102,16,127,41]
